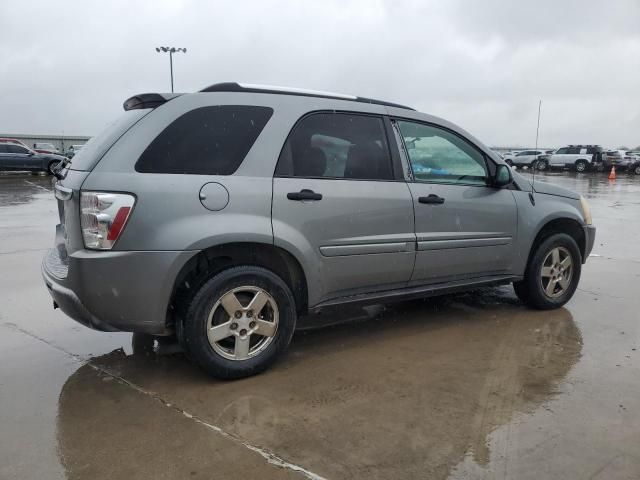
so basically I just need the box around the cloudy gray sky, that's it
[1,0,639,147]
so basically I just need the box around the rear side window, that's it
[6,144,29,154]
[136,105,273,175]
[276,112,393,180]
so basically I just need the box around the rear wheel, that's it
[513,233,581,309]
[575,160,587,173]
[535,159,548,171]
[633,165,640,176]
[181,266,297,379]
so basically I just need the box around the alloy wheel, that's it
[206,286,279,360]
[540,247,573,298]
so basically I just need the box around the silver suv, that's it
[42,83,596,378]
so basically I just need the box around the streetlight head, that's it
[155,47,160,52]
[170,47,176,53]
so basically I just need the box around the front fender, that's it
[512,190,586,275]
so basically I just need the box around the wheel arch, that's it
[166,242,309,329]
[574,158,590,167]
[527,218,586,270]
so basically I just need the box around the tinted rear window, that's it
[135,105,273,175]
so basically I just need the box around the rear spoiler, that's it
[123,93,181,111]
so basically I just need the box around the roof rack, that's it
[199,82,415,111]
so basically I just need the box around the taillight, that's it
[80,192,135,250]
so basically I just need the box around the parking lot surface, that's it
[1,171,639,479]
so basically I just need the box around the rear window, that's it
[135,105,273,175]
[70,109,150,171]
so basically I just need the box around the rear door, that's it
[0,144,16,170]
[272,111,416,305]
[393,119,518,284]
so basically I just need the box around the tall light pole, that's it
[155,46,187,92]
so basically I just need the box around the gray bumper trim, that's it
[42,261,119,332]
[583,225,596,262]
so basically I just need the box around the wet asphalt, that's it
[0,170,639,479]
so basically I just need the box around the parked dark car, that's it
[0,143,66,173]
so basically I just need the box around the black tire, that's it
[575,160,587,173]
[182,266,297,379]
[535,160,548,171]
[513,233,582,310]
[633,165,640,176]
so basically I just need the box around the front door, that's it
[272,112,416,305]
[393,119,518,285]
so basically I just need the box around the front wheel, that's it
[513,233,581,310]
[633,165,640,176]
[181,266,297,379]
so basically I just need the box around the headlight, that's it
[579,196,592,225]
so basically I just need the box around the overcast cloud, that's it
[1,0,639,147]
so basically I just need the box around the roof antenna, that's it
[530,99,542,205]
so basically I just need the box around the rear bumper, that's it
[42,248,196,335]
[583,225,596,262]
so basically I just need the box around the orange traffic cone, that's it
[608,165,616,180]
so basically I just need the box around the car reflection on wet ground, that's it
[1,171,639,479]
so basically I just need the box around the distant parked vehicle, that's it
[0,143,66,173]
[65,144,85,159]
[605,150,639,171]
[0,137,30,150]
[33,142,60,155]
[507,150,546,168]
[542,145,604,172]
[627,156,640,175]
[502,151,522,162]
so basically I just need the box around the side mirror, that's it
[493,164,512,187]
